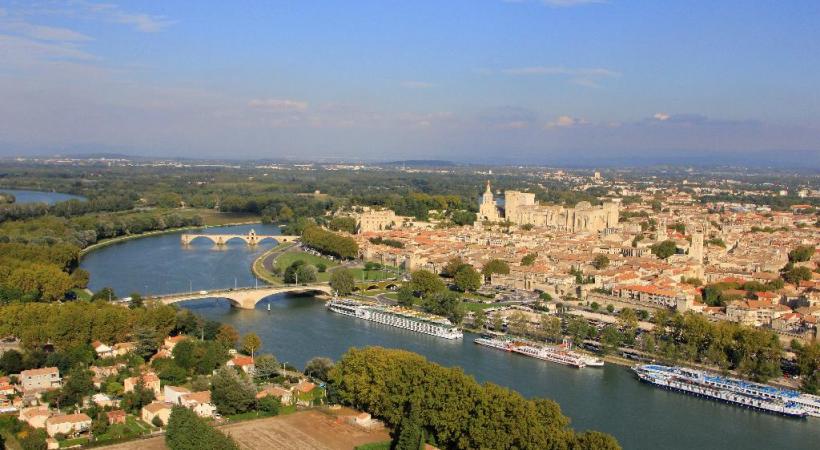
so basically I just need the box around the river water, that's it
[0,189,86,205]
[80,224,820,450]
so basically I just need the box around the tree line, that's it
[301,225,358,260]
[329,347,619,450]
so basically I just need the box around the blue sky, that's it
[0,0,818,165]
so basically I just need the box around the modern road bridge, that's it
[180,229,298,246]
[154,284,333,309]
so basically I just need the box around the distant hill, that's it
[384,160,456,167]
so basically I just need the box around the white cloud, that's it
[248,99,309,112]
[653,112,670,121]
[546,115,588,128]
[502,66,619,87]
[110,11,176,33]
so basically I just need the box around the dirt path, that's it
[97,410,390,450]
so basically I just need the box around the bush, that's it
[166,407,239,450]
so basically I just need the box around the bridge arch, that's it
[158,284,334,309]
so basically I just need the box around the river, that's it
[0,189,86,205]
[80,224,820,450]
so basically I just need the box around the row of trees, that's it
[301,226,358,259]
[0,301,178,352]
[330,347,619,450]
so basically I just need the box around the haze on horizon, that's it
[0,0,818,167]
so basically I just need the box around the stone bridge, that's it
[181,229,299,246]
[154,284,333,309]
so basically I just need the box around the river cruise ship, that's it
[474,336,603,368]
[633,364,811,418]
[327,299,463,340]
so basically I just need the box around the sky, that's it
[0,0,819,166]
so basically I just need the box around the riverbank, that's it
[251,242,297,285]
[79,221,262,257]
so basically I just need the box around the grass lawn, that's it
[59,437,89,448]
[227,404,297,423]
[71,288,91,301]
[274,251,339,282]
[355,442,392,450]
[178,208,261,226]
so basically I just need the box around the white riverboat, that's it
[634,364,811,418]
[327,299,463,340]
[474,336,600,369]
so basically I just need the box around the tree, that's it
[172,339,197,371]
[650,240,677,259]
[216,325,240,348]
[421,290,466,324]
[592,254,609,270]
[783,266,812,285]
[329,268,355,296]
[152,416,164,428]
[134,326,160,361]
[253,354,279,381]
[453,265,481,292]
[788,245,815,263]
[295,264,317,284]
[210,367,257,415]
[442,258,466,278]
[473,309,487,329]
[257,395,281,415]
[241,333,262,358]
[0,349,23,374]
[166,406,239,450]
[540,316,562,342]
[59,366,94,406]
[408,270,445,298]
[521,253,537,266]
[128,292,144,309]
[304,357,334,381]
[575,431,621,450]
[396,285,416,307]
[606,304,615,314]
[481,259,510,279]
[91,287,117,302]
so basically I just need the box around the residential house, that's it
[91,341,114,358]
[226,355,255,374]
[141,402,173,426]
[90,365,119,389]
[19,406,51,429]
[163,335,187,352]
[163,385,191,405]
[106,410,127,425]
[179,391,216,418]
[92,393,116,408]
[45,413,91,437]
[256,386,292,404]
[124,372,162,398]
[112,342,136,357]
[20,367,60,392]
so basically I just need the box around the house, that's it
[45,413,91,437]
[92,393,116,408]
[226,355,255,374]
[256,386,292,404]
[179,391,216,418]
[0,380,15,396]
[91,341,114,358]
[112,342,136,357]
[19,406,52,429]
[20,367,60,392]
[294,380,316,395]
[90,365,119,389]
[106,410,127,425]
[163,335,187,351]
[163,385,191,405]
[141,402,173,426]
[124,372,161,397]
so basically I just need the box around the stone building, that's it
[478,181,501,222]
[503,190,619,233]
[357,208,399,233]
